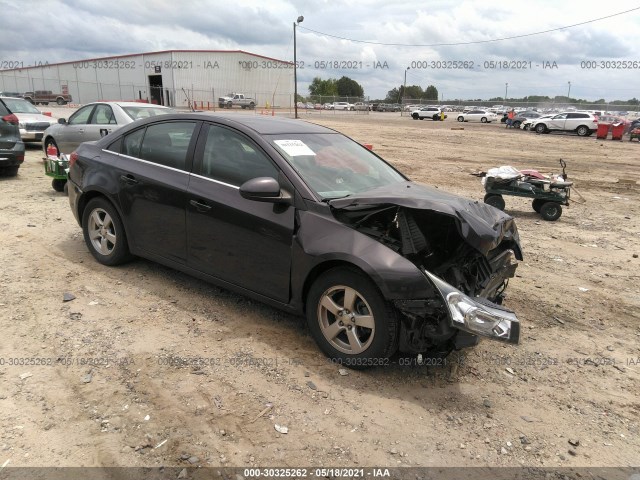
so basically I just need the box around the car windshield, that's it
[122,106,175,120]
[2,98,41,114]
[268,133,406,200]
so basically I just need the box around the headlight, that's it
[424,271,520,344]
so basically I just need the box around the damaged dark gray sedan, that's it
[68,114,522,367]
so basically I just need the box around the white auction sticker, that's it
[274,139,316,157]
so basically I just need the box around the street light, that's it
[294,15,304,119]
[403,67,409,109]
[567,81,571,100]
[505,82,508,101]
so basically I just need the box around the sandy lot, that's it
[0,110,639,471]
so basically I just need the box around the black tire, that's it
[56,98,66,105]
[82,197,133,266]
[532,198,545,213]
[226,102,232,109]
[52,178,66,192]
[484,194,505,210]
[306,267,398,369]
[432,114,439,121]
[481,117,488,123]
[576,125,589,137]
[513,121,521,129]
[540,202,562,221]
[249,102,255,109]
[457,116,464,122]
[535,123,547,134]
[1,166,19,177]
[412,112,419,120]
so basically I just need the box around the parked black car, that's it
[0,99,25,176]
[68,114,522,367]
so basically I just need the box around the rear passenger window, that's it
[139,122,196,171]
[200,125,279,186]
[123,128,145,158]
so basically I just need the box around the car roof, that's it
[125,112,337,135]
[83,101,172,108]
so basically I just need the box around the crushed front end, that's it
[332,196,522,355]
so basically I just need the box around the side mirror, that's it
[239,177,292,205]
[58,118,67,125]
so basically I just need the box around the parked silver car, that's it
[42,101,175,155]
[0,96,57,142]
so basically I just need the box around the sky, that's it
[2,0,640,102]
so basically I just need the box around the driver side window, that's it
[68,105,95,125]
[200,125,279,186]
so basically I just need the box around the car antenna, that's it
[182,87,195,112]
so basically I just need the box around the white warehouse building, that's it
[0,50,294,109]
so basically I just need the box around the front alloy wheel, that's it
[306,268,398,368]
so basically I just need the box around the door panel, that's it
[58,104,95,153]
[187,124,294,302]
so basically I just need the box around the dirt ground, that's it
[0,108,639,471]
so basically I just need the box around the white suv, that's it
[530,112,598,136]
[410,106,445,120]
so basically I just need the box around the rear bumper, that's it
[0,141,26,167]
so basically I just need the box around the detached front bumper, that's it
[424,270,520,344]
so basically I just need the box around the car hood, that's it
[328,181,520,257]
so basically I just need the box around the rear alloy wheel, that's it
[540,202,562,221]
[82,197,133,266]
[576,125,589,137]
[535,123,547,134]
[532,198,545,213]
[481,117,488,123]
[457,116,464,122]
[306,268,398,368]
[484,193,505,210]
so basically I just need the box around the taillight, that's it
[2,113,19,125]
[69,151,79,168]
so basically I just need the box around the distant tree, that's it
[308,77,338,97]
[424,85,438,100]
[336,76,364,97]
[385,87,400,103]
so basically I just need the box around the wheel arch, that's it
[301,260,370,314]
[78,190,135,251]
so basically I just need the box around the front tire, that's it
[412,113,419,120]
[457,116,464,122]
[484,193,505,210]
[535,123,547,134]
[1,166,19,176]
[513,121,521,128]
[82,197,133,266]
[306,268,398,369]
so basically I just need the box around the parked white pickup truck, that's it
[218,93,256,109]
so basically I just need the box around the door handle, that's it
[120,174,139,185]
[189,199,212,212]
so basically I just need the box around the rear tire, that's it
[1,166,19,177]
[532,199,545,213]
[306,267,398,369]
[457,116,464,122]
[484,194,505,210]
[540,202,562,221]
[513,121,521,128]
[576,125,589,136]
[481,117,488,123]
[82,197,133,266]
[52,178,66,192]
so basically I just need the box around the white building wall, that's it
[0,50,294,108]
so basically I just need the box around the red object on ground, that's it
[596,123,610,139]
[363,144,373,150]
[46,144,57,157]
[611,123,625,140]
[42,112,52,117]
